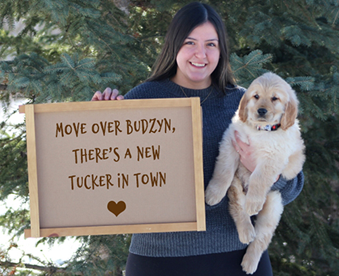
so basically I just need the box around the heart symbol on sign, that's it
[107,201,126,217]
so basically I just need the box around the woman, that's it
[92,2,304,275]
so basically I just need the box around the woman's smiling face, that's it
[172,21,220,89]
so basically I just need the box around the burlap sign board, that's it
[19,98,205,238]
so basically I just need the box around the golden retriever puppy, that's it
[205,72,305,274]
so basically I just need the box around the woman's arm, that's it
[271,171,304,205]
[233,131,305,205]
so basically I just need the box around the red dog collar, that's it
[256,124,281,131]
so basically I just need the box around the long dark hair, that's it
[147,2,235,92]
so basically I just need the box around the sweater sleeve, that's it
[271,171,304,205]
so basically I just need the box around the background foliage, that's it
[0,0,338,275]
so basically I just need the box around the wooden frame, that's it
[20,98,205,238]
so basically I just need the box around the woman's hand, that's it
[232,131,256,173]
[91,87,124,101]
[232,131,280,181]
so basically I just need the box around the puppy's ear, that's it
[280,95,298,130]
[238,94,249,122]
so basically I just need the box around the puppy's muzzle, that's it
[257,108,267,117]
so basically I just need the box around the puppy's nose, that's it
[257,108,267,116]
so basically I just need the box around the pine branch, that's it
[0,261,70,274]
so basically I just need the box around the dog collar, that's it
[256,124,281,131]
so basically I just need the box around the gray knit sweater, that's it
[124,79,304,257]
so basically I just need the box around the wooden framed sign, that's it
[19,98,205,238]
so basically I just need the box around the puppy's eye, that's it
[272,96,279,101]
[254,94,259,100]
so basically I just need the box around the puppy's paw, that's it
[245,196,265,216]
[241,252,260,275]
[238,225,256,245]
[205,181,225,206]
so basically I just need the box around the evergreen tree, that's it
[0,0,338,275]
